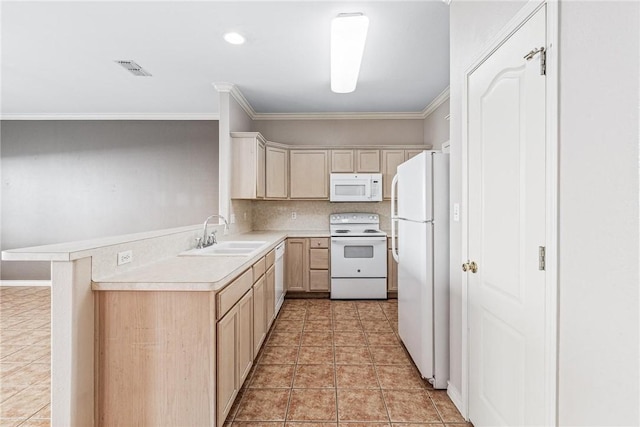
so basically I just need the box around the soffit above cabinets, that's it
[0,1,450,119]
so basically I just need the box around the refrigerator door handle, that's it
[391,174,400,263]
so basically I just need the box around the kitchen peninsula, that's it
[1,226,328,426]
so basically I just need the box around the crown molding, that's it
[421,86,450,119]
[0,113,219,121]
[252,111,427,121]
[213,82,257,120]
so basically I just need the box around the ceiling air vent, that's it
[115,60,152,77]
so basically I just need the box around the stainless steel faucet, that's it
[197,214,230,249]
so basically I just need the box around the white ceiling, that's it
[0,1,450,118]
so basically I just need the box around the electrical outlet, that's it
[230,214,236,224]
[117,250,132,266]
[243,211,247,220]
[291,212,297,220]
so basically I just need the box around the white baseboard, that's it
[0,280,51,287]
[447,381,466,420]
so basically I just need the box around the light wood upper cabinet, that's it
[331,150,355,172]
[286,238,309,291]
[289,150,329,199]
[266,146,288,199]
[382,150,406,199]
[405,149,424,161]
[231,133,266,199]
[356,149,381,172]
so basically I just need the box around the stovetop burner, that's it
[334,230,350,234]
[363,229,380,233]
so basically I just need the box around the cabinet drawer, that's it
[265,249,276,268]
[309,270,330,292]
[252,257,266,282]
[309,238,329,249]
[310,248,329,269]
[217,269,253,319]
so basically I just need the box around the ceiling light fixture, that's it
[331,13,369,94]
[114,60,152,77]
[224,32,246,45]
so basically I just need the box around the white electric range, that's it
[329,213,388,299]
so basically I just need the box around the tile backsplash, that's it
[252,200,392,231]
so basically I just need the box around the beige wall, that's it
[1,120,219,280]
[252,119,425,146]
[423,98,450,149]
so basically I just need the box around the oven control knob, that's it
[353,215,357,219]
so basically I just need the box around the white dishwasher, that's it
[274,242,285,315]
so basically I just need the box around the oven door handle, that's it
[330,238,386,245]
[391,174,400,263]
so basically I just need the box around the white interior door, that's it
[467,6,547,426]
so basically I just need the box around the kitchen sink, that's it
[179,241,268,257]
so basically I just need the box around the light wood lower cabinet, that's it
[237,290,254,384]
[96,292,216,426]
[387,249,398,292]
[309,241,330,292]
[266,265,275,327]
[285,237,330,293]
[217,304,239,426]
[286,238,309,291]
[253,276,266,355]
[217,288,254,426]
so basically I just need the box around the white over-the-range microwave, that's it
[329,173,382,202]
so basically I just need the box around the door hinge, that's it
[524,46,546,76]
[538,246,546,271]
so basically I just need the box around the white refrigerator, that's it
[391,151,449,389]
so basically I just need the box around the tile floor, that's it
[0,288,470,427]
[0,287,51,427]
[228,298,471,427]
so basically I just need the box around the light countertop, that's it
[92,230,330,292]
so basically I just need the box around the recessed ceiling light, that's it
[331,13,369,94]
[224,32,246,45]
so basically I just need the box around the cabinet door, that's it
[237,290,254,386]
[286,238,309,291]
[290,150,329,199]
[266,265,275,327]
[217,306,238,426]
[266,146,288,198]
[309,270,330,292]
[382,150,406,199]
[331,150,355,172]
[387,249,398,291]
[405,149,424,161]
[253,277,266,356]
[257,141,266,198]
[356,150,381,172]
